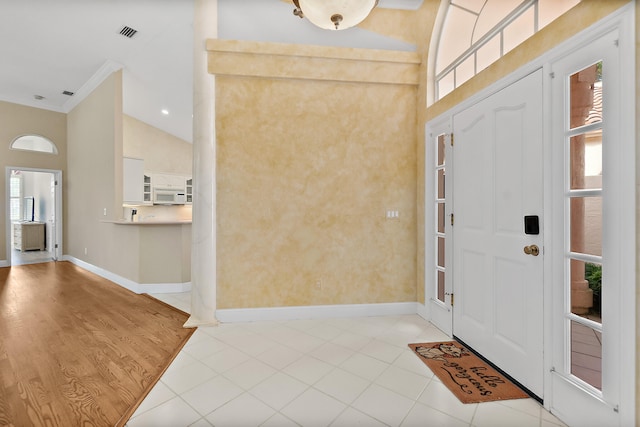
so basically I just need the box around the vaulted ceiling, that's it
[0,0,423,144]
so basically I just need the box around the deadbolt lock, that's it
[524,245,540,256]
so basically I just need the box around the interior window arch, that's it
[433,0,580,101]
[10,134,58,154]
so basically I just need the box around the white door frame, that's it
[545,6,636,425]
[424,4,635,424]
[4,166,63,265]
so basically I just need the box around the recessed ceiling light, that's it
[161,109,169,115]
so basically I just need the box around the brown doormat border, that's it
[408,341,530,404]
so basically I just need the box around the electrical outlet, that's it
[386,210,400,219]
[315,280,322,290]
[103,208,107,216]
[84,247,87,255]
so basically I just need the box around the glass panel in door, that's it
[566,61,603,391]
[435,134,447,304]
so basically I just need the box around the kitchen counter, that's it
[103,219,191,285]
[104,219,192,225]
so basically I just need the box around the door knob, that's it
[524,245,539,256]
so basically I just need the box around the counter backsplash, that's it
[123,205,192,222]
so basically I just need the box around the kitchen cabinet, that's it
[143,173,152,205]
[123,157,144,204]
[185,178,193,204]
[153,173,185,190]
[13,222,45,251]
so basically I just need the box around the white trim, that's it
[139,282,192,294]
[0,60,123,114]
[62,60,123,113]
[5,167,63,265]
[63,255,140,293]
[62,255,190,295]
[216,302,419,323]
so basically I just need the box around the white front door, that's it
[452,69,544,398]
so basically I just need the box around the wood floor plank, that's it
[0,261,195,427]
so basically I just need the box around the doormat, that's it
[408,341,529,404]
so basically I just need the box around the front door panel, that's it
[452,69,544,397]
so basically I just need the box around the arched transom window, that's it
[10,134,58,154]
[434,0,580,100]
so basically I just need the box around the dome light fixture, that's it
[292,0,378,31]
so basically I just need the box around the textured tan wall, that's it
[123,114,192,176]
[0,101,67,262]
[215,75,417,309]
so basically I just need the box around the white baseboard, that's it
[0,259,8,268]
[416,302,429,322]
[216,302,419,323]
[139,282,192,294]
[62,255,190,294]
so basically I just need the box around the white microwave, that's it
[153,188,186,205]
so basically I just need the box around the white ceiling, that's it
[0,0,422,144]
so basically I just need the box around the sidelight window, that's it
[565,61,603,390]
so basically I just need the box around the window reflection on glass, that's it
[437,134,446,166]
[438,71,455,99]
[437,270,445,302]
[570,320,602,390]
[437,237,445,268]
[570,131,602,190]
[503,7,535,54]
[476,35,500,74]
[456,55,475,88]
[437,170,445,199]
[570,259,603,321]
[569,62,602,130]
[570,196,602,257]
[437,203,445,234]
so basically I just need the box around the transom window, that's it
[434,0,580,100]
[10,134,58,154]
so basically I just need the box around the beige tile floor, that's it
[126,292,569,427]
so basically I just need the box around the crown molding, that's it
[62,59,123,113]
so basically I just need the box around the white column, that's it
[185,0,218,327]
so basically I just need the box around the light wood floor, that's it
[0,261,194,427]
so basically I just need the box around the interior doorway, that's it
[5,167,62,266]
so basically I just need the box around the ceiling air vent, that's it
[62,90,74,96]
[119,26,138,38]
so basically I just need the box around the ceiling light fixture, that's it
[161,109,169,115]
[292,0,378,30]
